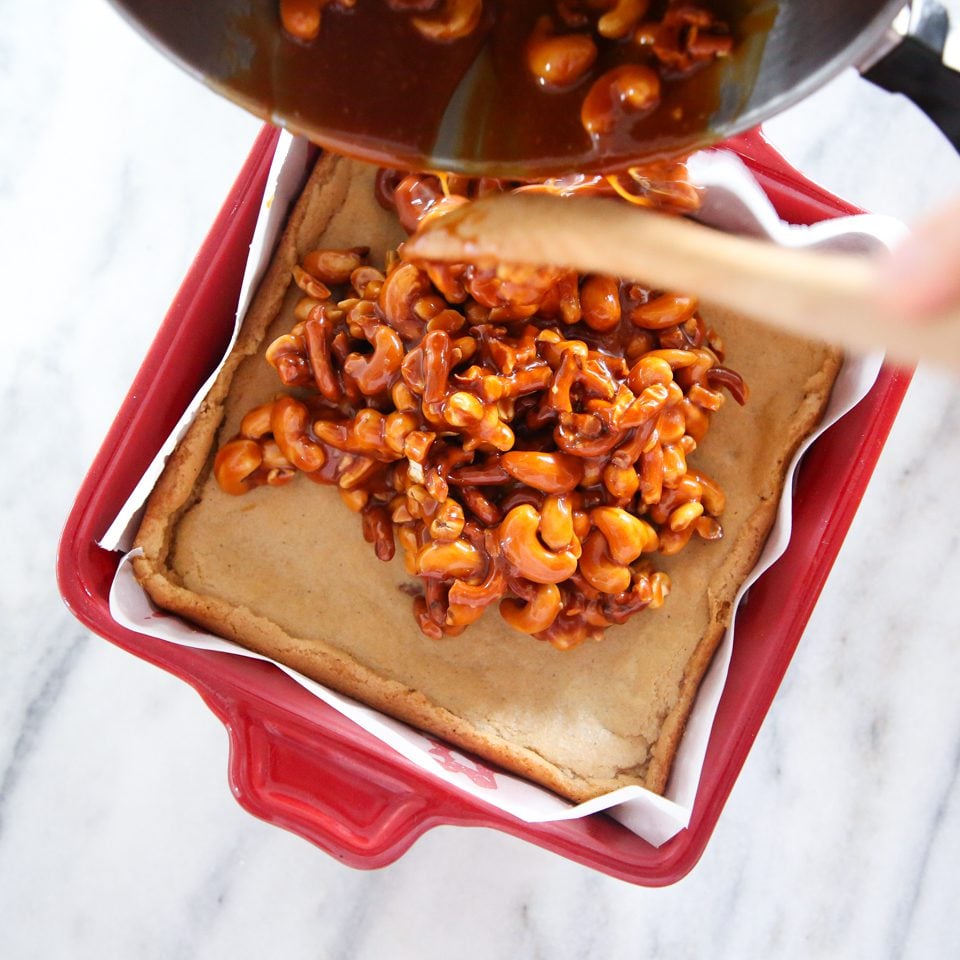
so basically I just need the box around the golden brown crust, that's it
[642,346,841,794]
[133,154,841,803]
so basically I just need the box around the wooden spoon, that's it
[403,193,960,371]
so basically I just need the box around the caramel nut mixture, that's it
[279,1,733,142]
[214,165,747,649]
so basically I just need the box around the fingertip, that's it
[877,232,960,322]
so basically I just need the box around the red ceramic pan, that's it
[58,124,911,885]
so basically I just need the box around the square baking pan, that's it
[57,124,911,886]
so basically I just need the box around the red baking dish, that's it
[57,124,911,886]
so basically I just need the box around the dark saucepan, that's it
[109,0,956,176]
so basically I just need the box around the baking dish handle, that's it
[863,35,960,151]
[202,685,491,866]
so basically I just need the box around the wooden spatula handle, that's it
[404,194,960,371]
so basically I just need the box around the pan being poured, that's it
[109,0,958,177]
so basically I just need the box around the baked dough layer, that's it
[133,154,840,802]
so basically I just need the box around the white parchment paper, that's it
[102,134,902,847]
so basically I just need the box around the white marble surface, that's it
[4,1,960,956]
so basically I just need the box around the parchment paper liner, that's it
[101,134,900,846]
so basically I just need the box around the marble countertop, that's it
[4,1,960,956]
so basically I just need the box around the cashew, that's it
[526,16,597,88]
[280,0,323,42]
[630,295,698,330]
[500,583,563,634]
[498,505,580,584]
[707,366,749,405]
[661,442,687,486]
[579,529,631,595]
[547,348,579,413]
[414,584,446,640]
[361,504,396,561]
[391,380,419,414]
[339,488,369,513]
[421,329,453,407]
[344,325,404,395]
[403,429,436,464]
[411,0,483,42]
[597,0,649,39]
[335,453,379,490]
[618,382,668,430]
[379,262,431,339]
[425,261,469,307]
[392,174,446,232]
[657,406,687,445]
[649,571,671,607]
[468,406,515,453]
[350,265,385,299]
[417,194,471,228]
[638,347,699,369]
[239,401,278,440]
[681,397,711,443]
[384,410,420,456]
[590,506,658,564]
[580,275,622,331]
[448,561,507,609]
[658,524,694,556]
[460,485,503,526]
[304,315,342,402]
[312,418,353,452]
[668,500,704,532]
[639,443,663,505]
[270,396,326,473]
[213,439,263,496]
[689,469,725,515]
[647,476,703,525]
[688,382,724,412]
[260,439,294,474]
[539,494,575,551]
[417,538,486,580]
[397,524,422,576]
[353,409,392,453]
[429,498,466,542]
[443,391,485,427]
[302,247,368,285]
[581,64,661,137]
[292,264,332,301]
[626,356,674,395]
[501,363,553,399]
[694,516,722,542]
[312,410,403,462]
[554,412,622,457]
[501,450,584,494]
[265,332,312,387]
[602,461,640,502]
[445,601,488,629]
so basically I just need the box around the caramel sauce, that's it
[217,0,776,176]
